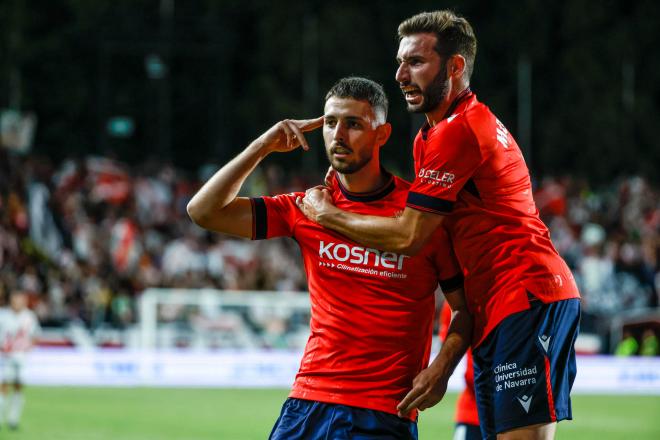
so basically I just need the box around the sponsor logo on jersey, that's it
[318,241,409,271]
[494,362,538,392]
[417,168,455,188]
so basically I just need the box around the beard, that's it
[408,61,449,114]
[325,144,373,175]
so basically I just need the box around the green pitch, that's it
[6,387,659,439]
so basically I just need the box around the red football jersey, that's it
[407,91,580,347]
[439,302,479,426]
[251,172,462,418]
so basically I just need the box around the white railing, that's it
[138,288,311,349]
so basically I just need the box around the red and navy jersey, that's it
[250,172,462,418]
[406,90,580,347]
[439,302,479,426]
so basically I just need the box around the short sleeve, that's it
[250,192,304,240]
[407,122,483,214]
[429,226,463,293]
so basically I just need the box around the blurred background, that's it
[0,0,659,438]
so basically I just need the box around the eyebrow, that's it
[397,55,423,63]
[323,115,367,122]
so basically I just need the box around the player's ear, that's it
[375,122,392,147]
[448,55,466,80]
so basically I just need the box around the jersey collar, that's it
[421,88,474,140]
[335,168,396,202]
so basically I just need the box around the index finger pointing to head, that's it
[286,121,309,151]
[299,116,324,132]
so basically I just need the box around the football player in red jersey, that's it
[187,77,472,439]
[298,11,580,440]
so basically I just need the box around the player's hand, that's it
[295,186,337,225]
[396,366,448,418]
[258,117,323,154]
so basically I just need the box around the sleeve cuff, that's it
[250,197,268,240]
[439,273,464,292]
[406,191,454,214]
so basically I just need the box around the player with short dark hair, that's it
[187,76,472,439]
[298,11,581,440]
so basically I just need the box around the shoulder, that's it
[425,110,478,149]
[264,191,305,201]
[462,102,501,145]
[257,191,305,209]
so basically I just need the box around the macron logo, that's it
[539,335,551,353]
[517,395,533,413]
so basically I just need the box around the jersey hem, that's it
[288,389,417,421]
[474,294,580,347]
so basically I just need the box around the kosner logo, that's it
[318,241,409,270]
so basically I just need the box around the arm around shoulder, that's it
[299,190,445,255]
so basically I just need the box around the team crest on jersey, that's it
[418,168,455,188]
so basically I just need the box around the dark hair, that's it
[325,77,388,123]
[398,10,477,80]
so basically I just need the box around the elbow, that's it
[390,214,433,255]
[395,235,425,256]
[186,199,209,227]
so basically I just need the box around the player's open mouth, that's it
[401,86,422,105]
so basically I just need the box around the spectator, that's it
[640,329,659,356]
[0,149,658,352]
[614,330,639,356]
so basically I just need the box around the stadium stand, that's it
[0,149,658,353]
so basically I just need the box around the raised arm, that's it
[397,287,473,418]
[297,187,444,255]
[187,117,323,237]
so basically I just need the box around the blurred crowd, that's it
[0,150,308,332]
[535,176,659,353]
[1,149,659,353]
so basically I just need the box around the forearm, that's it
[395,301,472,416]
[317,205,440,255]
[428,309,473,380]
[187,140,269,224]
[319,210,413,253]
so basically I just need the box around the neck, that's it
[337,157,388,194]
[425,82,469,126]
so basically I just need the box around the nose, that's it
[332,121,347,143]
[395,63,409,85]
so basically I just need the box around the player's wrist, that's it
[248,137,275,157]
[428,354,455,382]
